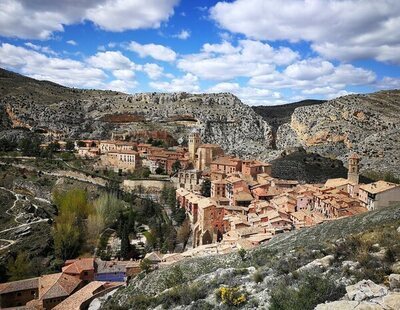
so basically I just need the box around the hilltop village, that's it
[1,131,400,309]
[70,131,400,254]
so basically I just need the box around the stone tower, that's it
[347,153,360,184]
[189,131,201,161]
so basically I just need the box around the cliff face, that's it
[274,91,400,176]
[0,69,272,157]
[1,68,400,177]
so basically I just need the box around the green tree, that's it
[140,258,152,274]
[0,138,17,152]
[128,208,136,234]
[65,140,75,151]
[155,167,165,175]
[52,189,94,260]
[77,140,85,147]
[172,160,182,174]
[200,179,211,197]
[19,136,41,157]
[120,224,131,260]
[7,252,32,281]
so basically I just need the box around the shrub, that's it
[253,270,264,283]
[238,248,246,261]
[216,286,247,307]
[269,274,345,310]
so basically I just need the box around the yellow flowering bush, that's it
[216,286,247,306]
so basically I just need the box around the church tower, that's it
[347,153,360,185]
[189,131,201,161]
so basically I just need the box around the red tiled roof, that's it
[62,258,95,275]
[39,273,82,300]
[0,277,39,294]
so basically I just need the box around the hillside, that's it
[0,68,272,158]
[1,68,400,179]
[271,91,400,178]
[102,205,400,309]
[252,99,325,148]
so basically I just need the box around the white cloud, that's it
[142,63,165,80]
[284,59,334,80]
[66,40,77,46]
[210,0,400,64]
[87,51,137,70]
[173,30,190,40]
[112,69,135,80]
[202,41,240,54]
[177,39,298,80]
[0,0,179,39]
[128,41,177,62]
[149,73,199,92]
[248,59,376,99]
[24,42,58,56]
[375,77,400,89]
[0,43,106,88]
[207,82,283,105]
[105,79,137,93]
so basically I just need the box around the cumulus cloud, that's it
[24,42,58,56]
[142,63,165,80]
[105,79,137,93]
[0,0,179,39]
[375,77,400,89]
[177,40,298,80]
[149,73,199,92]
[173,30,191,40]
[128,41,177,62]
[66,40,77,46]
[207,82,284,105]
[210,0,400,63]
[87,51,137,70]
[0,43,106,88]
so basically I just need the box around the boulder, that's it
[315,300,359,310]
[298,254,334,271]
[382,292,400,309]
[354,302,384,310]
[389,274,400,290]
[391,262,400,274]
[346,280,388,301]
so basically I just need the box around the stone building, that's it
[196,144,224,171]
[101,150,141,173]
[348,153,361,185]
[177,169,202,191]
[359,181,400,210]
[0,277,39,308]
[188,131,201,161]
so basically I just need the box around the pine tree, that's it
[120,224,131,260]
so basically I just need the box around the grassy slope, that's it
[106,205,400,308]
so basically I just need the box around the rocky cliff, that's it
[0,68,272,157]
[272,91,400,177]
[1,68,399,177]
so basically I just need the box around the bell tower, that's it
[348,153,360,185]
[189,131,201,161]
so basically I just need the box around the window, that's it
[84,271,88,276]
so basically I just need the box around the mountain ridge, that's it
[1,68,399,178]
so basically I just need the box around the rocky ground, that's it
[273,91,400,178]
[0,157,110,281]
[101,205,400,309]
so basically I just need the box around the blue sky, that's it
[0,0,399,105]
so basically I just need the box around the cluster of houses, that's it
[75,139,190,175]
[176,135,400,253]
[0,258,140,309]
